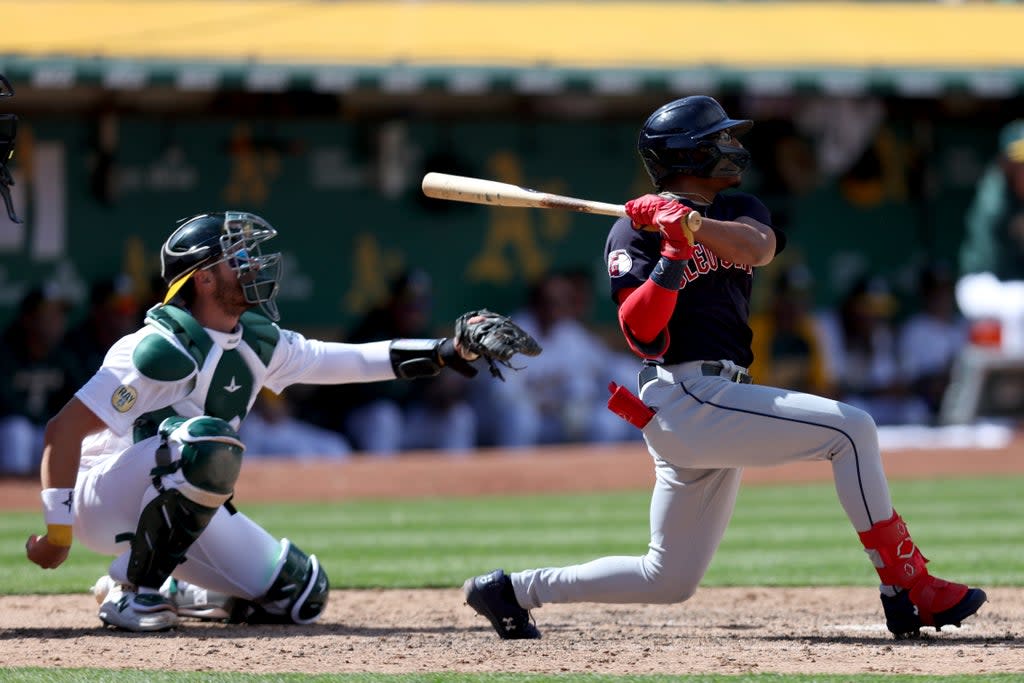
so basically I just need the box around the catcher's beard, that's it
[210,266,253,319]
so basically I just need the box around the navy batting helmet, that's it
[161,211,283,321]
[637,95,753,188]
[0,73,21,223]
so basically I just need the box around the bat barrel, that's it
[422,172,626,217]
[420,172,700,229]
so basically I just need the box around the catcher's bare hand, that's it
[454,315,484,361]
[454,309,542,380]
[26,533,70,569]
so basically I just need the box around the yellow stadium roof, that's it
[3,1,1024,96]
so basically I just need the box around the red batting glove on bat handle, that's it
[624,194,669,226]
[624,194,696,261]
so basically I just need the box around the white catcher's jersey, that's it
[75,304,395,471]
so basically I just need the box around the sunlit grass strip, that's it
[2,476,1020,595]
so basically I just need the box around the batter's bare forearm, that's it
[696,217,776,266]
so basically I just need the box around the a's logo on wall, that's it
[111,385,138,413]
[607,249,632,278]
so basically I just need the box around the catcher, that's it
[25,210,540,631]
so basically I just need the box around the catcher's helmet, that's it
[638,95,753,188]
[0,73,21,223]
[160,211,283,321]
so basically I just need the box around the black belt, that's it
[639,361,753,387]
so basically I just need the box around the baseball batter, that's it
[25,211,539,631]
[464,95,987,640]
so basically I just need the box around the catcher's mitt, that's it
[455,309,542,380]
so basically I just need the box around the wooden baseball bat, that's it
[421,172,701,233]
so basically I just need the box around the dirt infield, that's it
[1,587,1022,676]
[3,437,1024,675]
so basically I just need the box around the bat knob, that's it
[686,210,702,232]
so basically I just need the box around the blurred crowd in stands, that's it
[0,257,977,475]
[3,115,1024,475]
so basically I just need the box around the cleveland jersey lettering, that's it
[604,191,778,366]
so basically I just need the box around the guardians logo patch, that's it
[111,385,138,413]
[607,249,632,278]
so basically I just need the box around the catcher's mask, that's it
[637,95,752,188]
[0,74,21,223]
[161,211,283,321]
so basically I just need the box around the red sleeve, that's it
[616,279,678,359]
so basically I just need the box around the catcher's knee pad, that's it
[238,539,329,625]
[161,416,245,499]
[123,417,246,589]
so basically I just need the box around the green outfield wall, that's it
[0,110,1004,332]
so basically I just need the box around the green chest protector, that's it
[131,305,280,442]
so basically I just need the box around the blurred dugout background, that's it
[1,1,1023,436]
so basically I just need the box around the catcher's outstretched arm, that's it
[387,310,541,382]
[389,338,478,379]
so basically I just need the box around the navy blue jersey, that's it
[604,192,784,367]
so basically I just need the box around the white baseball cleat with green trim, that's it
[93,577,179,632]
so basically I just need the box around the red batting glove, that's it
[624,194,671,227]
[623,194,695,261]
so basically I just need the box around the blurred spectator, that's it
[959,119,1024,281]
[795,96,885,183]
[898,262,970,420]
[61,275,141,385]
[238,388,352,459]
[0,284,80,476]
[749,263,836,396]
[474,271,639,447]
[956,120,1024,354]
[817,274,929,426]
[143,272,169,314]
[562,266,598,323]
[302,268,476,455]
